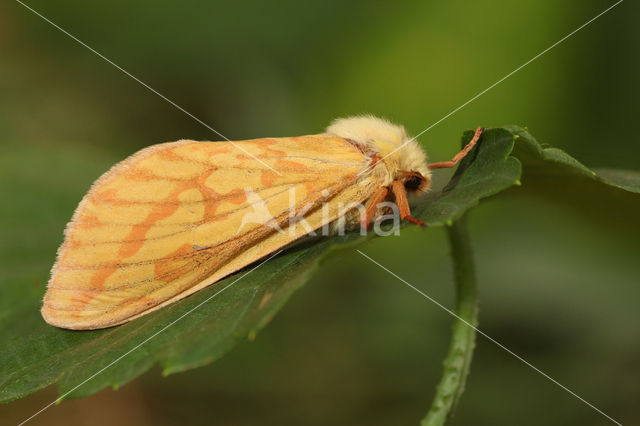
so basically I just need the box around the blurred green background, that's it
[1,0,639,425]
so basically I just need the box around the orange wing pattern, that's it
[42,135,381,329]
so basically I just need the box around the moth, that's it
[42,116,483,329]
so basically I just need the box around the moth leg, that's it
[391,180,426,227]
[361,186,389,229]
[428,126,485,169]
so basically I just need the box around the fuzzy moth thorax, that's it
[326,115,431,190]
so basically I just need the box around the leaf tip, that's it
[515,179,522,186]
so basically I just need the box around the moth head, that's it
[326,115,431,192]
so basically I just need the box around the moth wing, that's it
[43,135,382,329]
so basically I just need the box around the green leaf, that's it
[506,125,640,193]
[1,126,638,407]
[507,126,640,238]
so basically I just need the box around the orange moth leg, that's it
[361,186,389,229]
[391,180,426,227]
[428,126,485,170]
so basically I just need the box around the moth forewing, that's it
[42,133,382,329]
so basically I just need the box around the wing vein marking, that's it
[72,180,334,245]
[91,179,314,206]
[158,146,363,168]
[61,178,350,270]
[50,256,205,298]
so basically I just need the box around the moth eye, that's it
[404,174,423,191]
